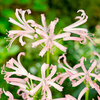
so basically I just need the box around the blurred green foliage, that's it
[0,0,100,99]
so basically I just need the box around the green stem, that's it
[85,89,89,100]
[85,82,89,100]
[46,50,50,76]
[30,79,35,100]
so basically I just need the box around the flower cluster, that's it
[0,8,99,100]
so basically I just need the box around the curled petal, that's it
[72,77,85,87]
[3,89,18,100]
[88,59,97,73]
[79,57,87,73]
[39,46,48,57]
[47,81,63,91]
[47,65,57,79]
[29,82,42,96]
[53,41,67,52]
[41,63,49,79]
[78,87,89,100]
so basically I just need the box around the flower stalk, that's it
[46,50,50,76]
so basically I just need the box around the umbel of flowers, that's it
[0,8,100,100]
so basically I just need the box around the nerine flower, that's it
[32,14,83,57]
[63,10,95,45]
[3,89,18,100]
[0,88,3,98]
[93,51,100,69]
[57,53,79,85]
[53,94,76,100]
[7,9,36,49]
[27,63,63,100]
[1,52,28,78]
[92,96,100,100]
[4,77,34,99]
[70,57,100,100]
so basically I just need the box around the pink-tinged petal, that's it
[17,52,25,66]
[49,18,59,36]
[53,41,67,52]
[47,81,63,91]
[46,87,52,100]
[53,98,65,100]
[8,30,23,37]
[79,57,87,73]
[94,83,100,95]
[93,51,100,69]
[47,65,57,79]
[27,73,42,81]
[6,53,28,76]
[53,95,76,100]
[39,46,48,57]
[63,10,88,31]
[65,94,76,100]
[93,83,100,95]
[41,63,49,79]
[78,87,89,100]
[94,51,100,58]
[86,77,95,89]
[19,35,26,46]
[15,9,25,24]
[70,73,85,80]
[36,29,48,38]
[41,14,47,30]
[3,89,18,100]
[9,17,26,30]
[73,63,81,69]
[29,82,42,95]
[4,78,28,89]
[23,33,34,39]
[53,33,71,40]
[65,28,88,33]
[98,96,100,100]
[32,39,46,48]
[59,53,72,69]
[90,73,100,81]
[58,54,77,75]
[58,73,69,85]
[72,77,85,87]
[63,37,83,41]
[88,60,97,73]
[41,92,46,100]
[4,72,17,78]
[4,78,26,84]
[0,88,3,98]
[8,9,35,49]
[17,89,29,99]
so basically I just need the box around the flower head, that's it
[53,94,76,100]
[69,57,100,100]
[1,52,28,78]
[3,89,18,100]
[57,53,79,85]
[63,10,95,45]
[27,63,63,100]
[32,15,69,57]
[7,9,36,50]
[4,77,34,99]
